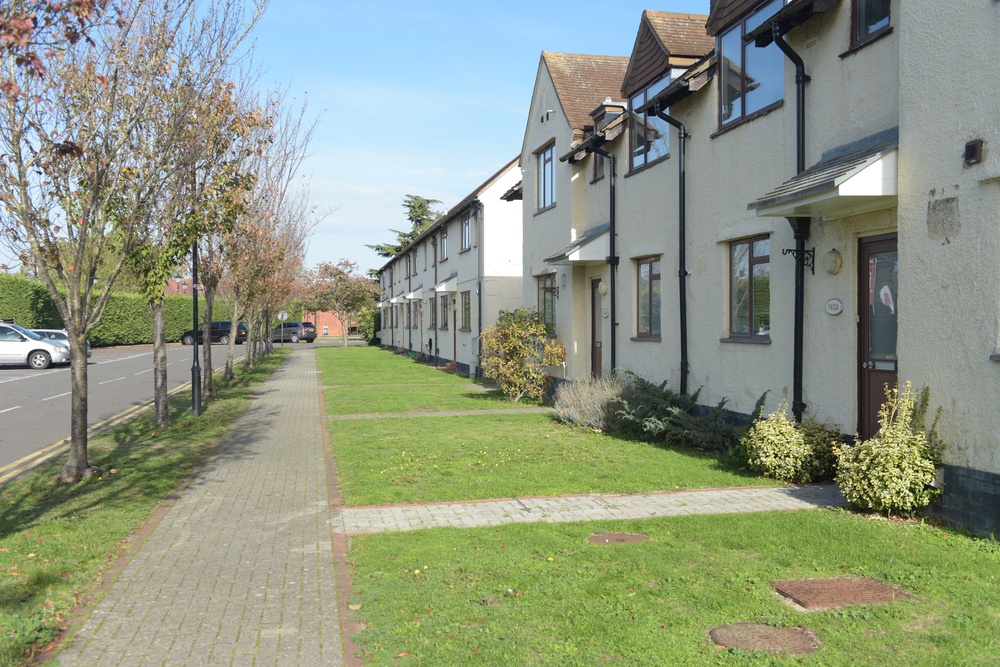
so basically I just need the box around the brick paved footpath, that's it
[57,350,342,667]
[55,348,847,666]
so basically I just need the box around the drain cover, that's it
[710,622,817,654]
[772,578,912,610]
[587,532,649,544]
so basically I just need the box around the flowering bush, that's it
[480,308,565,403]
[836,382,945,515]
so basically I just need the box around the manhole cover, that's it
[772,578,912,610]
[587,532,649,544]
[710,622,817,654]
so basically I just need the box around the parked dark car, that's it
[180,321,248,346]
[271,321,316,343]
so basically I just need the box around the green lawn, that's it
[330,413,774,506]
[324,383,529,415]
[0,349,289,667]
[348,511,1000,666]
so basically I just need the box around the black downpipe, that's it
[406,260,412,353]
[773,22,811,423]
[653,106,690,395]
[591,146,618,372]
[431,236,438,366]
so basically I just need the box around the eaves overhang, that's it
[749,131,898,221]
[543,223,611,266]
[637,52,717,113]
[745,0,840,46]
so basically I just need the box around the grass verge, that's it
[347,510,1000,665]
[0,348,289,666]
[331,413,775,506]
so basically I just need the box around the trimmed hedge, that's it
[0,274,231,346]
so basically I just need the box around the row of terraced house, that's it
[377,0,1000,536]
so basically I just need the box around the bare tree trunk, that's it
[58,343,98,481]
[151,302,170,427]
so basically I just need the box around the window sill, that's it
[590,174,605,185]
[630,335,661,342]
[459,247,471,254]
[534,204,556,217]
[459,327,472,332]
[840,26,893,59]
[990,353,1000,362]
[720,335,771,345]
[438,326,448,331]
[624,152,670,178]
[711,100,784,139]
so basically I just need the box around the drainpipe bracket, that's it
[606,255,620,267]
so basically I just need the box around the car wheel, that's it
[306,339,313,343]
[290,333,299,343]
[181,334,194,345]
[220,334,230,345]
[28,350,51,370]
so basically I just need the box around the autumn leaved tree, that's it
[304,260,379,346]
[0,0,266,482]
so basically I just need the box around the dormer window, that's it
[719,0,786,128]
[628,74,671,170]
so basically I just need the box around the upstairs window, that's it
[461,211,473,251]
[852,0,890,48]
[719,0,786,128]
[537,144,555,211]
[440,229,448,261]
[629,75,671,170]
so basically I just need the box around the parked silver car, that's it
[0,323,71,369]
[33,329,92,358]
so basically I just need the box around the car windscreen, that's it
[12,324,43,340]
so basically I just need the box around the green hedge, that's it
[0,274,62,328]
[0,274,232,346]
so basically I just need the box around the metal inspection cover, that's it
[709,622,818,654]
[772,577,913,610]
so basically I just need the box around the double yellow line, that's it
[0,357,243,485]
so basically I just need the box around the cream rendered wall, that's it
[521,62,578,380]
[898,0,1000,474]
[609,0,903,430]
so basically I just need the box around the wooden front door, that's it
[591,278,603,379]
[858,234,898,439]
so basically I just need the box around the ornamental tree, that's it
[479,307,566,403]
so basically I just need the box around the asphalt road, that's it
[0,342,246,471]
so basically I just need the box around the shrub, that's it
[800,418,841,482]
[836,382,945,515]
[479,308,566,403]
[612,371,755,454]
[743,401,811,482]
[553,374,629,432]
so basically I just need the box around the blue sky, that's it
[250,1,710,274]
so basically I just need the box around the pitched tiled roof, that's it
[644,11,714,59]
[542,52,630,133]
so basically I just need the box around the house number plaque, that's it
[825,299,844,316]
